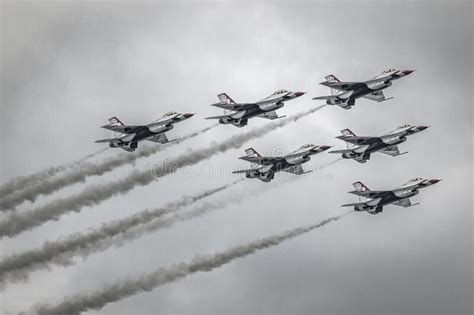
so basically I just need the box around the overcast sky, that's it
[0,1,472,314]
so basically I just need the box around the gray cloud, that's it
[1,2,471,314]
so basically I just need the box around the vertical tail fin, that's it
[244,148,261,169]
[352,181,370,192]
[341,128,356,149]
[244,148,261,158]
[325,74,341,95]
[107,116,125,138]
[341,128,356,137]
[217,93,236,105]
[352,181,370,202]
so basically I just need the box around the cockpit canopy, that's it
[300,144,314,149]
[164,111,178,116]
[273,89,289,95]
[409,177,424,182]
[383,68,397,74]
[154,111,178,122]
[397,124,411,129]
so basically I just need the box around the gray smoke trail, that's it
[0,105,325,238]
[0,148,108,200]
[0,180,241,288]
[0,125,218,210]
[33,211,351,315]
[0,174,298,288]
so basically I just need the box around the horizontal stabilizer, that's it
[329,149,352,154]
[232,169,253,174]
[205,114,229,120]
[378,96,394,102]
[341,202,364,207]
[95,138,119,143]
[312,95,334,100]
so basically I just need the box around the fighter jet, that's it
[330,124,429,163]
[205,90,305,127]
[313,69,414,109]
[95,112,194,152]
[232,144,331,182]
[342,178,441,215]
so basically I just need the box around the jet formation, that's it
[95,68,440,213]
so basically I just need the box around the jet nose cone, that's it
[183,113,194,119]
[294,92,306,97]
[417,125,429,131]
[402,70,415,75]
[429,179,441,184]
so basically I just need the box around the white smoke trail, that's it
[0,180,242,288]
[0,125,217,210]
[0,163,312,287]
[0,105,326,238]
[0,160,318,288]
[32,211,351,315]
[0,148,108,200]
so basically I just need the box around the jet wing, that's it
[256,111,286,120]
[146,133,176,144]
[320,81,362,91]
[282,165,312,175]
[362,90,393,102]
[348,190,389,199]
[206,110,246,120]
[211,103,254,111]
[239,156,275,164]
[336,135,379,145]
[101,124,143,133]
[393,198,420,208]
[232,164,272,174]
[378,145,408,157]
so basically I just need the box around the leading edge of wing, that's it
[348,190,388,198]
